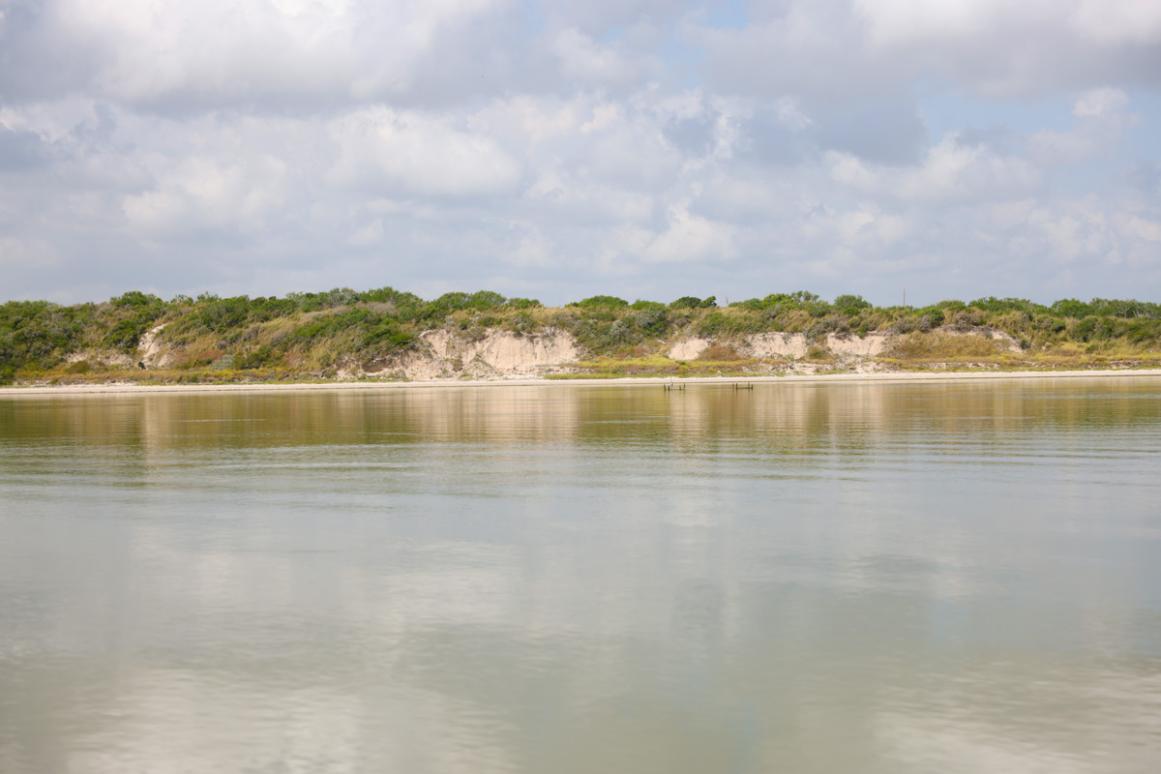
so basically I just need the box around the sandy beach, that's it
[3,368,1161,397]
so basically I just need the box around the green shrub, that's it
[633,309,670,337]
[669,296,717,309]
[360,286,424,315]
[196,296,253,333]
[697,310,765,337]
[507,311,539,335]
[1050,299,1091,318]
[362,321,416,351]
[3,288,1161,381]
[235,347,281,370]
[833,294,871,316]
[111,291,162,308]
[571,295,628,310]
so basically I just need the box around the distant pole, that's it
[903,288,906,307]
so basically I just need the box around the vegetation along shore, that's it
[3,289,1161,387]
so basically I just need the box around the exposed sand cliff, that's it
[366,328,580,380]
[124,324,1029,382]
[742,333,810,359]
[138,324,174,368]
[665,327,1017,372]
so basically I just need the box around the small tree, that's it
[833,294,871,316]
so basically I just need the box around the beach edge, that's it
[4,368,1161,397]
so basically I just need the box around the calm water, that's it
[2,379,1161,774]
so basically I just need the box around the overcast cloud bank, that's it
[1,0,1159,304]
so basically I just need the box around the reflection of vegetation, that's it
[548,354,792,380]
[2,287,1161,384]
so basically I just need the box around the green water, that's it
[2,379,1160,773]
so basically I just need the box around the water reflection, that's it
[2,379,1160,773]
[2,378,1160,451]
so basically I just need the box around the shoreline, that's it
[3,368,1161,397]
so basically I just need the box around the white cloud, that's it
[710,0,1161,100]
[859,0,1161,50]
[0,236,60,267]
[506,230,558,268]
[772,97,813,131]
[826,152,876,189]
[346,219,384,247]
[826,137,1040,203]
[123,155,288,238]
[1073,88,1129,118]
[1069,0,1161,43]
[329,108,522,197]
[902,136,1040,201]
[1,1,1160,303]
[855,0,1018,47]
[637,204,736,264]
[39,0,505,104]
[1120,213,1161,243]
[552,28,641,85]
[1031,89,1136,163]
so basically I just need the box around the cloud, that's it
[329,108,522,197]
[552,28,649,86]
[856,0,1040,47]
[1073,87,1129,118]
[639,204,737,264]
[706,0,1161,100]
[902,137,1040,201]
[18,0,506,107]
[1119,213,1161,243]
[1028,87,1136,164]
[123,155,288,239]
[1069,0,1161,44]
[0,123,51,169]
[0,1,1159,304]
[0,235,60,268]
[825,136,1040,202]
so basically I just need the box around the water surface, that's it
[2,379,1161,773]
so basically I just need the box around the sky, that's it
[1,0,1160,306]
